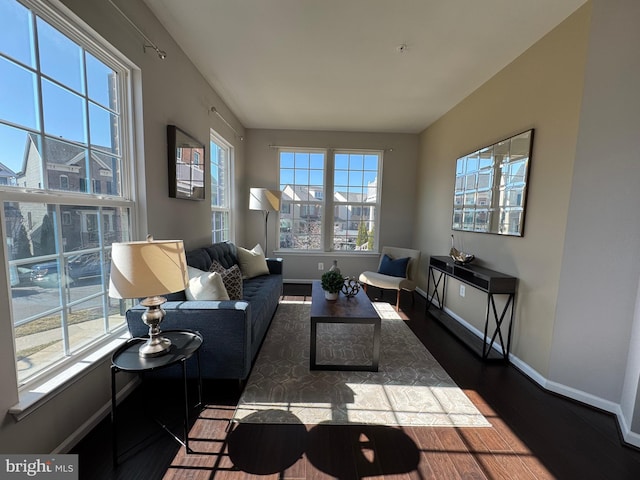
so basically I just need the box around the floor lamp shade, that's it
[249,188,282,253]
[109,238,189,356]
[249,188,282,212]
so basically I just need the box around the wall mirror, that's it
[452,129,534,236]
[168,125,205,200]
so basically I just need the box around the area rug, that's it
[232,300,490,427]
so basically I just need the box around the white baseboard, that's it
[53,377,140,454]
[419,289,640,448]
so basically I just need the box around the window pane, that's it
[102,207,130,245]
[0,0,34,66]
[0,57,40,130]
[309,153,324,169]
[212,210,229,243]
[333,205,375,251]
[363,155,378,171]
[68,301,106,353]
[44,136,87,193]
[0,123,42,188]
[283,206,322,250]
[335,153,348,170]
[334,170,347,188]
[37,17,84,93]
[294,152,309,168]
[280,169,294,188]
[93,152,122,196]
[89,102,119,154]
[86,52,118,110]
[42,79,86,143]
[280,151,294,168]
[15,313,64,383]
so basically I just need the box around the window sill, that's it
[9,330,131,422]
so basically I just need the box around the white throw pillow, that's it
[236,244,270,279]
[185,268,230,301]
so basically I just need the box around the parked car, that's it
[30,252,107,286]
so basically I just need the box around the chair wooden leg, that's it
[396,290,401,312]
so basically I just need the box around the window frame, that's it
[0,0,137,396]
[278,148,383,253]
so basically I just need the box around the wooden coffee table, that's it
[309,280,381,371]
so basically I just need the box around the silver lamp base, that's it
[138,296,172,357]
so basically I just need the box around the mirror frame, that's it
[452,129,534,236]
[167,125,206,201]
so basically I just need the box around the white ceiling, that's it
[143,0,587,134]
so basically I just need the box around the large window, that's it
[279,149,381,251]
[210,130,232,243]
[0,0,134,387]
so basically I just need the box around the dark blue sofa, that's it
[126,241,283,380]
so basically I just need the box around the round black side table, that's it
[110,330,203,466]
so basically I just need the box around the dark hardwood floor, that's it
[72,284,640,479]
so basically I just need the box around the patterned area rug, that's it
[233,300,490,427]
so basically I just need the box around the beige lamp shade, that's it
[108,239,189,299]
[249,188,282,212]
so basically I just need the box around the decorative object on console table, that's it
[249,187,282,254]
[426,255,517,362]
[450,234,475,265]
[321,269,345,300]
[167,125,206,200]
[109,235,189,357]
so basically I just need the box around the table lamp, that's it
[109,236,189,357]
[249,187,282,254]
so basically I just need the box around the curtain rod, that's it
[268,145,393,152]
[108,0,166,59]
[210,107,244,140]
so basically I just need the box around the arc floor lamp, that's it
[249,188,282,254]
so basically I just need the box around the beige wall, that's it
[551,0,640,413]
[0,0,244,453]
[415,4,591,375]
[244,129,419,281]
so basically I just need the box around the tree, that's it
[15,223,32,259]
[356,222,368,249]
[367,226,375,251]
[40,213,56,255]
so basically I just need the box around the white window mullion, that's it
[323,149,335,252]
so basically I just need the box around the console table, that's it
[426,256,517,361]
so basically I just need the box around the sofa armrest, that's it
[266,257,283,275]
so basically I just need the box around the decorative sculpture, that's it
[450,234,475,265]
[341,277,361,297]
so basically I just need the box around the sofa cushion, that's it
[185,267,229,301]
[204,242,238,269]
[237,244,269,279]
[210,260,243,300]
